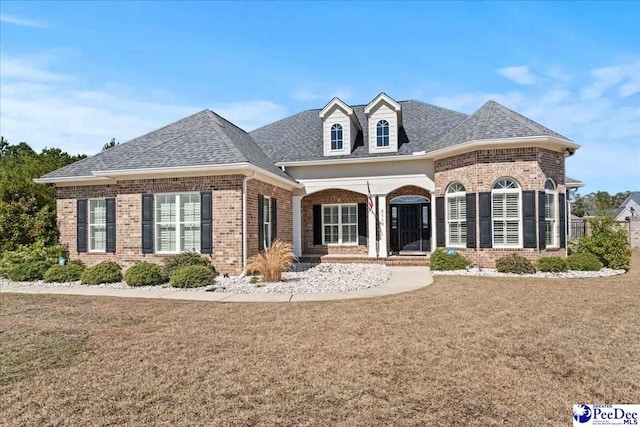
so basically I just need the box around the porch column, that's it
[431,191,437,252]
[378,195,388,257]
[368,196,377,257]
[292,196,302,257]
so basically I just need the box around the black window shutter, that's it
[77,199,87,253]
[313,204,322,245]
[479,192,492,248]
[141,194,154,254]
[436,196,445,247]
[357,203,367,245]
[466,193,477,248]
[522,190,536,248]
[106,197,116,253]
[271,198,277,241]
[200,191,212,254]
[538,191,546,250]
[559,193,566,248]
[258,195,264,251]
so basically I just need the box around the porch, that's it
[298,253,430,267]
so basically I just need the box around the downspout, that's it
[242,171,256,272]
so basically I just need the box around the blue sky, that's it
[1,1,638,194]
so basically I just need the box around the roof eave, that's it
[33,175,115,185]
[428,136,580,160]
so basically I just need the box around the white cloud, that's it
[0,13,47,28]
[498,66,537,85]
[432,59,640,193]
[0,53,288,155]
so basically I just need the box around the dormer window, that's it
[365,92,402,153]
[376,120,390,147]
[331,124,343,150]
[319,97,361,157]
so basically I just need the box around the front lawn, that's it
[1,251,639,426]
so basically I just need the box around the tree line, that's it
[571,191,630,218]
[0,137,118,253]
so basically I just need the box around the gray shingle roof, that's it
[565,176,583,184]
[434,100,571,150]
[41,98,573,181]
[249,100,469,162]
[621,191,640,207]
[41,110,294,182]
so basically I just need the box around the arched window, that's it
[545,179,557,247]
[330,124,343,150]
[492,178,521,247]
[376,120,389,147]
[446,183,466,246]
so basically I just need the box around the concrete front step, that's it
[298,254,430,267]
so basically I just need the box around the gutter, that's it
[276,136,581,167]
[242,171,256,271]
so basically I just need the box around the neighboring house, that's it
[613,191,640,221]
[37,93,581,274]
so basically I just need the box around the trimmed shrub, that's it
[124,262,168,287]
[536,256,568,273]
[44,263,85,282]
[567,252,604,271]
[495,254,536,274]
[6,261,51,281]
[169,265,216,288]
[246,240,297,282]
[581,217,631,270]
[430,249,471,271]
[80,262,122,285]
[163,252,216,277]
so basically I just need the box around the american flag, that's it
[367,181,374,212]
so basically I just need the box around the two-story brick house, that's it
[37,93,583,275]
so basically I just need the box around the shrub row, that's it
[430,249,471,271]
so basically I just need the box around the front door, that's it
[399,205,421,251]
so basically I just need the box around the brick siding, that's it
[302,189,368,255]
[56,175,288,275]
[434,148,566,267]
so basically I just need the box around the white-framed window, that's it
[446,183,467,247]
[545,179,558,247]
[155,193,201,253]
[322,204,358,245]
[492,178,522,248]
[262,196,272,249]
[330,124,343,150]
[376,120,389,147]
[88,198,106,252]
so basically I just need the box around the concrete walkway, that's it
[0,267,432,303]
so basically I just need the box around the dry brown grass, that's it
[246,240,297,282]
[2,251,639,426]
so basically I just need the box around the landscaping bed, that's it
[0,263,392,294]
[432,267,626,278]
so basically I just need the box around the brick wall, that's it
[246,179,293,259]
[434,147,566,267]
[56,175,287,275]
[301,189,368,255]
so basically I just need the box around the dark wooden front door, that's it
[399,205,421,251]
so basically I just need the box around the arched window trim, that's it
[545,179,558,247]
[376,120,390,147]
[330,123,343,150]
[491,177,522,248]
[446,183,467,247]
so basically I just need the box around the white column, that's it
[378,195,388,258]
[431,192,437,252]
[292,196,302,257]
[368,196,377,257]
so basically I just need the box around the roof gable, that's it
[364,92,401,115]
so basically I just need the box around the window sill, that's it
[88,251,107,254]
